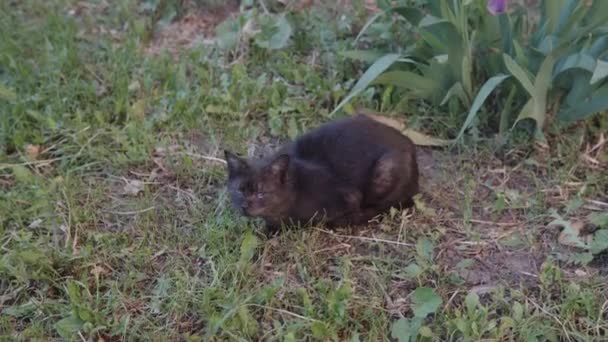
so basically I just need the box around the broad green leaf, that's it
[514,54,555,141]
[553,53,596,79]
[340,50,386,63]
[391,318,413,342]
[440,82,467,106]
[415,238,434,262]
[557,85,608,122]
[55,314,85,338]
[239,232,259,264]
[589,213,608,228]
[354,7,424,44]
[590,230,608,255]
[393,7,425,26]
[552,0,580,36]
[255,14,292,50]
[503,54,534,95]
[590,60,608,84]
[330,54,400,116]
[465,292,479,314]
[373,71,439,99]
[455,74,510,141]
[403,263,422,279]
[543,0,569,33]
[215,17,241,50]
[411,287,442,318]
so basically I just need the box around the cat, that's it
[224,113,419,231]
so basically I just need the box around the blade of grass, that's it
[455,74,510,141]
[330,53,400,116]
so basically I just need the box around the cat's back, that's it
[292,114,414,159]
[290,114,416,186]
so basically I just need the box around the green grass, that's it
[1,1,607,340]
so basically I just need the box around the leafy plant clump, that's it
[338,0,608,143]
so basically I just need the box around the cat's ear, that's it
[268,154,290,182]
[224,150,247,175]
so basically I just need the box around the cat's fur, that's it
[224,113,419,230]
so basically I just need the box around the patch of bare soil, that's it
[146,0,241,56]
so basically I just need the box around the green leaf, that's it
[514,54,556,140]
[340,50,386,63]
[403,263,422,279]
[543,0,569,33]
[255,14,292,50]
[557,86,608,122]
[455,74,510,141]
[553,53,596,79]
[503,54,534,95]
[239,232,259,264]
[589,212,608,228]
[330,54,400,116]
[590,230,608,255]
[512,301,523,321]
[215,17,241,50]
[391,318,413,342]
[590,60,608,84]
[465,292,479,314]
[11,165,35,184]
[415,238,434,262]
[55,314,85,338]
[2,301,37,318]
[373,71,439,99]
[354,6,424,44]
[440,82,468,106]
[0,83,17,101]
[411,287,442,318]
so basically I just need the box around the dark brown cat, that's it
[224,113,419,230]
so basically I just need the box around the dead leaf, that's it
[128,80,141,93]
[25,144,40,159]
[360,109,451,146]
[123,179,145,196]
[403,129,451,147]
[91,265,106,278]
[360,110,406,131]
[550,219,592,248]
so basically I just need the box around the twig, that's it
[248,304,321,323]
[314,228,414,247]
[104,206,156,215]
[528,298,572,342]
[0,157,65,169]
[180,152,226,164]
[443,290,459,311]
[258,0,270,14]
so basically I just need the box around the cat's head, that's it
[224,150,294,218]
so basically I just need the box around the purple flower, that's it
[487,0,508,15]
